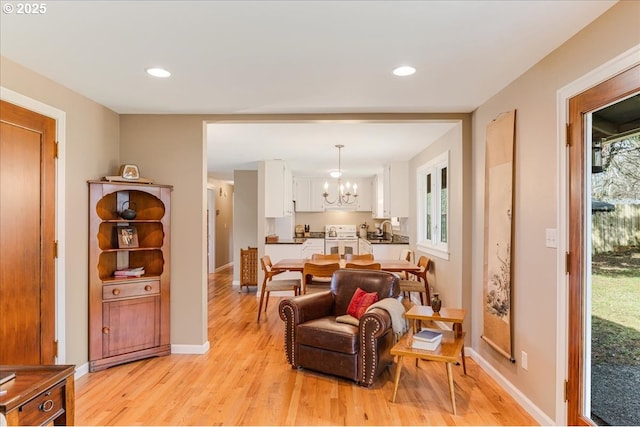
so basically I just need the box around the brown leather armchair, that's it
[279,269,400,387]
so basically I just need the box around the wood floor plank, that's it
[74,264,538,425]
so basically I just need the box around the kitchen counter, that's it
[365,234,409,244]
[264,233,408,245]
[265,232,325,244]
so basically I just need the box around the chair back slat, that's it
[344,262,381,270]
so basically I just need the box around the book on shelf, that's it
[114,267,145,277]
[411,334,442,351]
[413,329,443,343]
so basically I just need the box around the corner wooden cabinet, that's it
[88,181,172,372]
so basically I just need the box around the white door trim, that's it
[0,86,67,364]
[554,44,640,425]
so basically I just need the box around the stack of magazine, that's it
[114,266,145,278]
[411,329,442,351]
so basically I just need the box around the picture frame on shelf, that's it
[119,164,140,180]
[117,226,139,248]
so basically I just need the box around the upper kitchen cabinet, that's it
[352,177,372,212]
[372,162,409,218]
[293,177,325,212]
[264,160,293,217]
[294,176,372,212]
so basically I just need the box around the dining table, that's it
[271,258,421,274]
[272,258,421,294]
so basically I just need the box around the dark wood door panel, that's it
[0,100,56,365]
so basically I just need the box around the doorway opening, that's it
[588,93,640,426]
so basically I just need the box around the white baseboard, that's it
[74,362,89,380]
[467,348,555,426]
[70,343,210,380]
[171,341,210,355]
[215,263,233,272]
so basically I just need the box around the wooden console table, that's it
[390,306,466,414]
[0,365,75,426]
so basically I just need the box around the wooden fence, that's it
[592,204,640,254]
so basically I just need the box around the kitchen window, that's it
[417,151,449,260]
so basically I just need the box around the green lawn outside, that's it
[591,251,640,366]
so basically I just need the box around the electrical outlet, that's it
[521,351,528,371]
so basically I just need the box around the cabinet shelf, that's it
[97,221,164,250]
[102,274,162,284]
[102,219,163,223]
[100,247,163,253]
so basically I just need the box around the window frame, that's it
[416,151,450,260]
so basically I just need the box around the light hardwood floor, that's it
[75,265,537,426]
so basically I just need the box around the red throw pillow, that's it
[347,287,379,319]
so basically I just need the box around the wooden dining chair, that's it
[258,256,301,321]
[397,248,413,279]
[345,253,374,262]
[311,253,340,261]
[399,248,412,262]
[302,261,340,294]
[399,255,431,305]
[345,262,381,270]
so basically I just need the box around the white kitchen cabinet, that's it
[294,177,325,212]
[297,176,372,212]
[265,160,293,217]
[372,162,409,218]
[353,177,372,212]
[265,244,302,282]
[300,238,325,258]
[372,244,407,260]
[359,238,373,255]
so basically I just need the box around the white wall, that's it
[470,1,640,422]
[1,57,120,367]
[233,170,258,284]
[119,115,209,349]
[409,122,465,307]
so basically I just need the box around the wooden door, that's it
[0,100,57,365]
[566,64,640,425]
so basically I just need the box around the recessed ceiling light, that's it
[393,66,416,77]
[146,67,171,78]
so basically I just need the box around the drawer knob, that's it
[144,285,152,291]
[39,399,55,413]
[102,327,110,334]
[112,288,121,295]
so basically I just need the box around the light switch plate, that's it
[545,228,557,248]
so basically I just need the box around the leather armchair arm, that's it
[279,291,333,367]
[358,307,394,386]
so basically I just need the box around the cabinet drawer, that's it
[18,380,65,426]
[103,280,160,300]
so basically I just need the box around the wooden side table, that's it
[0,365,75,426]
[390,306,466,414]
[406,305,467,374]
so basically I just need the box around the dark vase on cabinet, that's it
[88,180,172,372]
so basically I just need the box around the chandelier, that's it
[323,144,358,206]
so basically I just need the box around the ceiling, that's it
[592,94,640,141]
[0,0,617,180]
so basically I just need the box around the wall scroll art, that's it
[482,110,516,362]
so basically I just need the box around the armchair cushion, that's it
[336,314,360,326]
[347,287,378,319]
[298,317,359,354]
